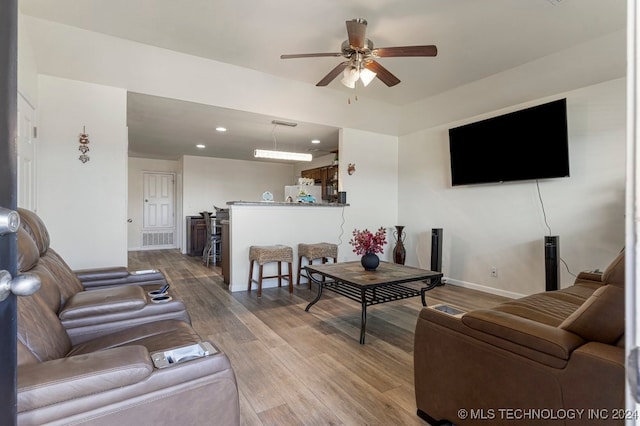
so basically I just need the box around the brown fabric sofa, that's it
[16,222,240,424]
[414,250,625,425]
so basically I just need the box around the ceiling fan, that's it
[280,18,437,88]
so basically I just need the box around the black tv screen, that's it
[448,98,570,186]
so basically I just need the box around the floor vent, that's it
[142,231,175,247]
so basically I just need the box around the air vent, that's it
[142,231,175,247]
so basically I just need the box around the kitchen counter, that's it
[225,202,349,292]
[226,201,348,207]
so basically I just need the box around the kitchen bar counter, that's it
[225,202,349,292]
[226,201,348,207]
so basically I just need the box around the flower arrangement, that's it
[349,227,387,256]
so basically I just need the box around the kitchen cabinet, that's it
[186,216,207,256]
[301,164,338,202]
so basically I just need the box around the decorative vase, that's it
[393,225,406,265]
[361,252,380,271]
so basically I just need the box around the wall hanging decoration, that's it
[78,126,90,163]
[347,163,356,175]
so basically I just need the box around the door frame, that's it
[0,0,19,423]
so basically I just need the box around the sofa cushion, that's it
[59,285,146,320]
[559,285,624,345]
[18,208,51,256]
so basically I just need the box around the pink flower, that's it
[349,227,387,256]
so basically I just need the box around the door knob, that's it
[0,207,20,236]
[0,270,41,301]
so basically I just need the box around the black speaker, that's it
[544,236,559,291]
[431,228,443,273]
[338,191,347,204]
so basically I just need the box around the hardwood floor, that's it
[128,250,510,426]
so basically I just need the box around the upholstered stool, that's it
[296,242,338,287]
[248,245,294,297]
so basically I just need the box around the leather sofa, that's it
[18,208,166,290]
[414,250,625,425]
[16,222,240,425]
[17,209,191,344]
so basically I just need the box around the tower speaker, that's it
[431,228,443,273]
[544,236,559,292]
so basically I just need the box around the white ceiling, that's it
[19,0,626,162]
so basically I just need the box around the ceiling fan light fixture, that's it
[254,149,312,162]
[359,68,377,86]
[341,66,359,88]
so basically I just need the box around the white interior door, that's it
[142,172,176,248]
[17,93,36,211]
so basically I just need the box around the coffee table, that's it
[304,261,443,344]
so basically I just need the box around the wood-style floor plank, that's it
[128,249,511,425]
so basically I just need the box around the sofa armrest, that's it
[59,285,147,320]
[77,268,167,290]
[461,309,585,360]
[18,346,153,412]
[75,267,130,282]
[575,270,604,284]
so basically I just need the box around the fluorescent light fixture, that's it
[215,127,227,132]
[311,139,321,144]
[254,149,312,162]
[272,120,297,127]
[196,144,206,149]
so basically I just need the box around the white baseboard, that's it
[442,277,526,300]
[127,245,177,252]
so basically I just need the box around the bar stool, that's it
[248,245,294,297]
[296,242,338,288]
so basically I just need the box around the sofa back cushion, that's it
[38,249,84,304]
[17,228,39,273]
[559,285,624,345]
[17,292,71,364]
[603,249,625,288]
[18,208,50,256]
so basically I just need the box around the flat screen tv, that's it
[448,98,570,186]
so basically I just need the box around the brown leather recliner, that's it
[414,250,625,426]
[16,226,240,425]
[18,208,166,290]
[17,223,191,345]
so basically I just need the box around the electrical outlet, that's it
[491,267,498,278]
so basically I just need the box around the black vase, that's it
[361,252,380,271]
[393,225,406,265]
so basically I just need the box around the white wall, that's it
[339,128,399,262]
[37,75,128,269]
[398,78,626,297]
[181,155,295,252]
[127,157,181,250]
[17,13,38,106]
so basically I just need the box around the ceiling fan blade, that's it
[346,18,367,49]
[364,60,401,87]
[372,45,438,57]
[280,53,343,59]
[316,61,350,86]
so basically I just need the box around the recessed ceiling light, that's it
[311,139,321,144]
[215,127,227,132]
[196,144,206,149]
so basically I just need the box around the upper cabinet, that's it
[301,164,338,202]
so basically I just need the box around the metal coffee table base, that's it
[304,271,441,344]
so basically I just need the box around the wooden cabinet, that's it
[186,216,207,256]
[301,164,338,202]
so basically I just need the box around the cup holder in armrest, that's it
[151,342,219,369]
